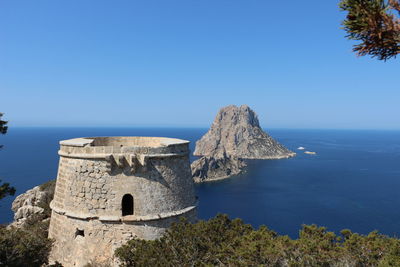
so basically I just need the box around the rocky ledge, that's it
[191,156,246,183]
[10,180,55,228]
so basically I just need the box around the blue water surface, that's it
[1,127,400,238]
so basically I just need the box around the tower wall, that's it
[48,137,197,266]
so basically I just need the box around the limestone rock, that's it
[191,156,246,183]
[191,105,295,182]
[10,181,55,228]
[14,205,44,221]
[194,105,296,159]
[12,186,47,211]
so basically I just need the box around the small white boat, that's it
[298,146,305,150]
[304,151,316,155]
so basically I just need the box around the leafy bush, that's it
[0,222,53,267]
[116,214,400,267]
[0,180,15,200]
[0,185,54,267]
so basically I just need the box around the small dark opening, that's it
[122,194,134,216]
[75,229,85,237]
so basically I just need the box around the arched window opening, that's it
[122,194,134,216]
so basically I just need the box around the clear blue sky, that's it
[1,1,399,129]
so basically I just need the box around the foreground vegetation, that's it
[0,113,15,201]
[2,178,400,267]
[116,214,400,267]
[0,218,52,267]
[0,180,56,267]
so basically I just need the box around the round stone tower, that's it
[48,136,197,266]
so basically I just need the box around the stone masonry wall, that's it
[49,137,197,267]
[49,209,197,266]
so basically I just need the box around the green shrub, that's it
[0,224,53,267]
[116,214,400,267]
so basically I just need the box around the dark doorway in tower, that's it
[122,194,134,216]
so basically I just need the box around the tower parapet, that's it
[49,136,197,266]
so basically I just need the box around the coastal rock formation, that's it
[191,156,246,183]
[194,105,296,159]
[10,181,55,228]
[191,105,295,182]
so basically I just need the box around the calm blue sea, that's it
[1,127,400,238]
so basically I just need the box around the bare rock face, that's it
[12,186,46,211]
[10,186,46,227]
[14,205,44,222]
[10,180,55,228]
[191,156,246,183]
[194,105,295,159]
[191,105,295,182]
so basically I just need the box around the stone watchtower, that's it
[48,137,197,266]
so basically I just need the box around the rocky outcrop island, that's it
[192,105,295,182]
[191,155,247,183]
